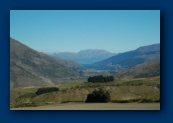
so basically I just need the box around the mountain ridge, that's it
[47,49,115,64]
[87,43,160,70]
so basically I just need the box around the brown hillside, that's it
[10,38,81,87]
[115,60,160,78]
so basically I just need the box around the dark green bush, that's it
[36,87,59,95]
[85,88,111,103]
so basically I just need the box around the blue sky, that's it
[10,10,160,53]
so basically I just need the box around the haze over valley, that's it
[47,49,115,64]
[10,37,160,87]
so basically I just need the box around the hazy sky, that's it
[10,10,160,53]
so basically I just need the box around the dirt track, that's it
[11,103,160,110]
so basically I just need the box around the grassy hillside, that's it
[10,38,81,87]
[115,60,160,78]
[10,76,160,108]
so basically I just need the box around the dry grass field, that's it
[10,76,160,110]
[11,102,160,110]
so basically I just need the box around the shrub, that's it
[137,83,143,86]
[85,88,111,103]
[36,87,59,95]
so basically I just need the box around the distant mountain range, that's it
[10,38,84,87]
[10,37,160,87]
[86,43,160,70]
[114,60,160,78]
[47,49,115,64]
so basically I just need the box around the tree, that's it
[104,77,108,82]
[88,77,92,82]
[110,76,114,81]
[87,75,114,83]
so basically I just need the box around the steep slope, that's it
[10,38,81,87]
[89,44,160,70]
[115,60,160,78]
[48,49,115,64]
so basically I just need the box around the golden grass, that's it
[10,76,160,108]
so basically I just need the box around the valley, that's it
[10,38,160,110]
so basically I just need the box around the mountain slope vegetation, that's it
[10,38,82,87]
[115,60,160,78]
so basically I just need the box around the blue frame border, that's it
[0,0,173,123]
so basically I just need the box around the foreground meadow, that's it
[10,76,160,110]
